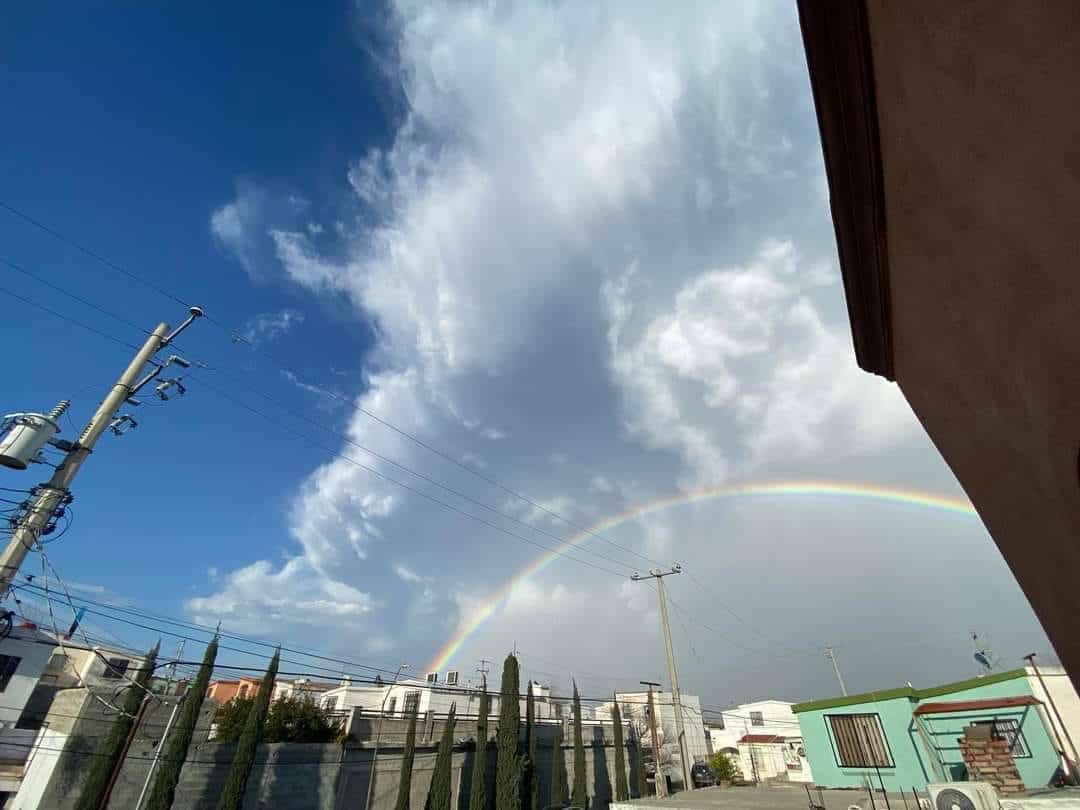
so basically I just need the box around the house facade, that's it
[705,700,812,783]
[603,689,708,784]
[795,669,1068,792]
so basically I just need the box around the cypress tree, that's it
[216,648,279,810]
[469,682,490,810]
[145,636,219,810]
[634,734,646,799]
[611,700,628,802]
[425,704,457,810]
[495,654,522,810]
[395,703,420,810]
[524,683,538,810]
[75,641,159,810]
[549,726,565,809]
[571,683,587,810]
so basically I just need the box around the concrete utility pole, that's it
[640,681,667,799]
[631,566,692,792]
[825,646,848,696]
[0,307,202,599]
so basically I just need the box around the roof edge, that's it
[793,668,1030,714]
[796,0,894,380]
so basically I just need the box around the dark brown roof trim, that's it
[797,0,894,380]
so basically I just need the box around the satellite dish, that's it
[972,632,997,673]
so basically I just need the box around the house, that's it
[794,669,1070,793]
[705,700,812,783]
[272,677,337,703]
[797,1,1080,693]
[600,690,708,788]
[0,622,58,799]
[205,676,261,704]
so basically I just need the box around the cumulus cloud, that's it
[240,308,305,345]
[193,0,1051,701]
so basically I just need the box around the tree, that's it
[145,636,219,810]
[495,654,522,810]
[216,649,279,810]
[470,682,490,810]
[425,704,457,810]
[264,693,339,743]
[549,726,566,809]
[524,683,538,810]
[633,731,646,798]
[213,696,253,743]
[75,641,159,810]
[709,751,737,783]
[571,683,587,810]
[610,699,628,802]
[395,704,419,810]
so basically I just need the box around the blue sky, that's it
[0,1,1056,705]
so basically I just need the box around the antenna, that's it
[972,631,996,674]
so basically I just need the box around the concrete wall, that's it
[0,633,55,731]
[862,0,1080,689]
[22,705,637,810]
[1026,666,1080,762]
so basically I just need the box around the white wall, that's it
[613,691,709,766]
[1027,666,1080,762]
[0,632,56,728]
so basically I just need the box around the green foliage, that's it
[264,693,339,743]
[524,683,537,810]
[213,696,253,743]
[216,649,280,810]
[571,683,587,810]
[709,751,737,782]
[549,726,566,809]
[425,704,457,810]
[469,683,490,810]
[611,700,628,802]
[74,641,159,810]
[145,636,219,810]
[395,705,419,810]
[495,654,522,810]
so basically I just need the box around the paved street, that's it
[612,783,912,810]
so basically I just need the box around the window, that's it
[404,691,421,716]
[324,696,339,712]
[826,714,894,767]
[386,697,397,716]
[974,719,1030,758]
[750,711,764,726]
[426,672,438,683]
[553,702,562,719]
[0,656,20,692]
[446,670,459,686]
[102,658,129,680]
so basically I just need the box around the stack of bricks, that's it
[958,737,1026,794]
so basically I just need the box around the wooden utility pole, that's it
[641,680,666,798]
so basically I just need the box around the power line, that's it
[0,199,662,570]
[0,285,141,351]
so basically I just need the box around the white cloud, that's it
[394,564,425,584]
[193,0,1050,701]
[241,309,304,345]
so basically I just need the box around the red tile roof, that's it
[913,696,1040,716]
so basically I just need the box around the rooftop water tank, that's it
[0,402,67,470]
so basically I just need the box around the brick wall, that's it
[958,738,1025,794]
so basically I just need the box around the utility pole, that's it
[825,646,848,696]
[631,566,692,792]
[1025,653,1080,780]
[0,307,202,599]
[640,681,667,799]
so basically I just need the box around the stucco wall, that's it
[863,0,1080,683]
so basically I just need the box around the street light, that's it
[365,663,410,810]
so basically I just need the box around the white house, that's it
[0,623,58,795]
[705,699,811,783]
[271,677,338,703]
[602,690,709,786]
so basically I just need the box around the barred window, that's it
[750,711,764,726]
[404,691,421,716]
[974,719,1030,758]
[827,714,893,767]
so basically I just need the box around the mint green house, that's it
[793,669,1064,792]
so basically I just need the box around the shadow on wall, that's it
[592,727,612,808]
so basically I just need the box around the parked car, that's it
[691,762,716,788]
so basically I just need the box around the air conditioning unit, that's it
[445,670,459,686]
[927,782,1000,810]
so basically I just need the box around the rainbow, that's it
[425,480,978,673]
